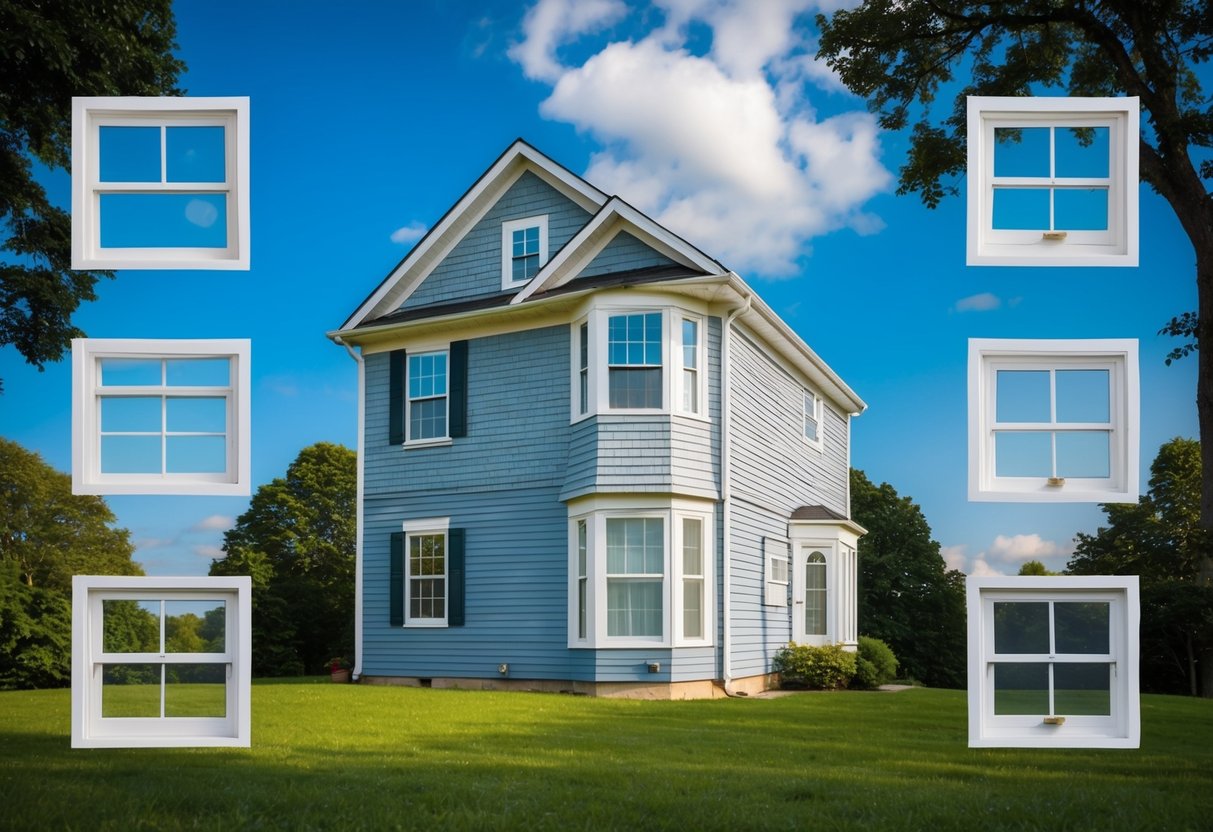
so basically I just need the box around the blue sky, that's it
[0,0,1201,578]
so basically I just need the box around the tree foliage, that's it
[0,1,184,392]
[850,468,967,688]
[211,442,356,676]
[1017,559,1057,576]
[1068,438,1213,696]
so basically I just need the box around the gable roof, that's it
[340,139,608,331]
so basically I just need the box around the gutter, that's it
[719,293,751,696]
[334,335,365,681]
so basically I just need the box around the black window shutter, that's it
[448,528,465,626]
[389,532,404,627]
[388,349,406,445]
[449,340,468,438]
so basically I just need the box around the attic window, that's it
[966,97,1138,266]
[501,215,548,289]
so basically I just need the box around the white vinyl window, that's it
[763,537,789,607]
[966,96,1138,266]
[677,316,704,416]
[967,576,1140,748]
[71,339,251,496]
[71,575,251,748]
[406,350,449,443]
[803,390,822,447]
[72,97,250,270]
[968,339,1138,503]
[405,520,449,627]
[501,215,549,289]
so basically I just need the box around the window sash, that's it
[406,351,449,442]
[407,532,447,623]
[803,391,820,443]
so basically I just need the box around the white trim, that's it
[402,521,450,628]
[675,312,706,418]
[403,346,451,445]
[968,338,1139,502]
[966,96,1139,266]
[71,96,250,270]
[966,575,1140,749]
[334,337,365,680]
[71,575,252,748]
[501,214,549,290]
[71,338,251,496]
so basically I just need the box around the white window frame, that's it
[967,576,1140,749]
[567,497,714,648]
[403,517,450,628]
[71,338,251,496]
[802,389,823,449]
[763,537,789,607]
[966,96,1138,266]
[404,344,450,447]
[71,575,251,748]
[676,313,706,417]
[72,96,250,270]
[501,215,549,290]
[968,338,1139,503]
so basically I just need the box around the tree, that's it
[1017,560,1057,576]
[0,1,184,392]
[211,443,356,676]
[1068,438,1213,695]
[850,468,968,688]
[819,0,1213,695]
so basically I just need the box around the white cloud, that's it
[192,544,226,560]
[955,292,1002,313]
[940,544,968,573]
[986,533,1070,564]
[944,533,1074,576]
[191,514,234,533]
[509,0,628,82]
[968,558,1003,577]
[511,0,892,276]
[390,222,428,245]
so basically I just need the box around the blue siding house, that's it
[329,140,867,697]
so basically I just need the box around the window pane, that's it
[1055,126,1110,178]
[409,397,447,440]
[993,127,1050,177]
[1054,602,1110,654]
[99,193,228,248]
[165,600,226,653]
[1056,431,1110,478]
[103,600,161,653]
[606,518,662,575]
[164,664,227,717]
[102,664,161,717]
[683,368,698,412]
[101,396,161,432]
[166,358,230,387]
[607,579,662,637]
[165,126,226,183]
[100,358,161,386]
[994,432,1052,477]
[1054,663,1111,715]
[996,370,1051,422]
[682,320,698,368]
[410,577,445,620]
[1054,188,1108,231]
[1055,370,1110,423]
[684,579,703,639]
[992,188,1050,230]
[682,518,703,576]
[166,397,226,433]
[608,367,661,408]
[993,663,1049,715]
[993,601,1050,654]
[101,435,162,474]
[166,435,226,474]
[579,324,588,371]
[805,587,827,636]
[99,126,161,182]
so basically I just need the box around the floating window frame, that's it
[968,339,1138,503]
[71,575,252,749]
[966,576,1140,749]
[71,338,251,496]
[72,96,250,270]
[966,96,1138,267]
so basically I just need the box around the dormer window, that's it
[501,215,548,289]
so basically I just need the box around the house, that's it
[328,140,867,698]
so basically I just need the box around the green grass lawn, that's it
[2,681,1210,831]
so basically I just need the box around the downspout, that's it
[334,335,365,681]
[720,292,751,696]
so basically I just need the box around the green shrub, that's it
[851,636,899,689]
[773,642,856,690]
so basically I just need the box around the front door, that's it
[792,542,832,645]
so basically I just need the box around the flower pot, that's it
[331,668,350,683]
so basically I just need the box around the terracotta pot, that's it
[331,668,350,683]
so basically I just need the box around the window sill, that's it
[403,438,453,450]
[73,478,247,497]
[402,621,449,629]
[971,481,1135,503]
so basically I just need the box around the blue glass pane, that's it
[166,435,226,473]
[1056,370,1110,423]
[996,370,1051,422]
[409,397,446,440]
[1055,126,1109,178]
[166,126,226,183]
[99,193,227,248]
[1056,431,1110,478]
[993,127,1050,177]
[995,432,1052,477]
[101,397,161,432]
[101,435,161,474]
[166,397,226,432]
[100,358,161,386]
[628,343,643,364]
[166,358,230,387]
[99,126,161,182]
[1055,189,1108,231]
[993,188,1050,230]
